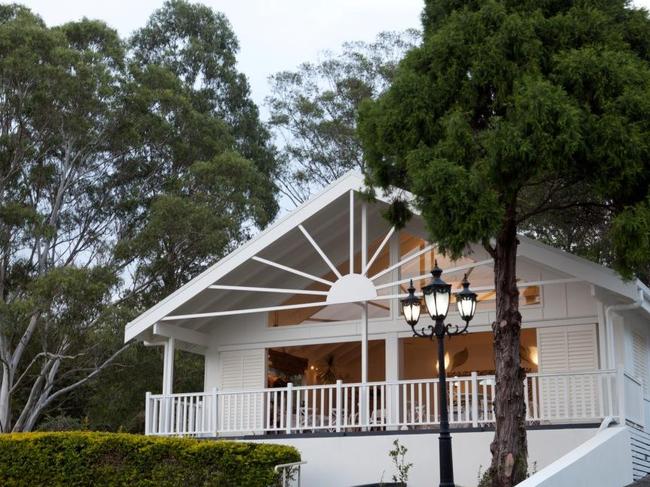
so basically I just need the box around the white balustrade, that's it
[145,369,619,437]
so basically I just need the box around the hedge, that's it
[0,432,300,487]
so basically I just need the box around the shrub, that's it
[37,415,87,432]
[0,431,300,487]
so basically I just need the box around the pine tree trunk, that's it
[489,215,528,487]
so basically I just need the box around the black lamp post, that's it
[401,261,477,487]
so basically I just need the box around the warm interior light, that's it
[529,346,538,366]
[435,352,451,373]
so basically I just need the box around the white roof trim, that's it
[124,171,367,342]
[125,169,646,342]
[516,235,639,300]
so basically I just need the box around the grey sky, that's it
[18,0,650,115]
[18,0,423,111]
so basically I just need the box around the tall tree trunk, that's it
[489,214,528,487]
[0,363,11,432]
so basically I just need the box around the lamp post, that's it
[401,261,477,487]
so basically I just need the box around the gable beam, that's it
[299,224,343,278]
[208,284,328,296]
[252,256,334,286]
[153,323,210,349]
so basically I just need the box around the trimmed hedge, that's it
[0,432,300,486]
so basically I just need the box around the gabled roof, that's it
[125,172,369,342]
[124,170,648,343]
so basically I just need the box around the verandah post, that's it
[616,365,626,425]
[471,372,479,428]
[212,387,219,437]
[336,379,342,432]
[286,383,293,434]
[145,392,151,435]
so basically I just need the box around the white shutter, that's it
[537,324,598,420]
[220,349,266,390]
[632,331,649,393]
[219,349,266,434]
[538,324,598,373]
[537,328,569,373]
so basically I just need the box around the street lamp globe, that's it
[401,280,421,327]
[455,273,478,323]
[422,260,452,320]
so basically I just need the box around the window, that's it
[398,231,540,312]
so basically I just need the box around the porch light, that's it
[422,261,452,320]
[399,260,478,487]
[401,280,421,326]
[455,274,477,323]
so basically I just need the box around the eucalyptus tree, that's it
[0,1,278,432]
[111,0,278,305]
[267,30,419,206]
[358,1,650,485]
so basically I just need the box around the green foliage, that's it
[0,0,280,433]
[267,30,419,205]
[359,1,650,484]
[81,347,204,433]
[0,432,300,487]
[359,0,650,272]
[388,439,412,483]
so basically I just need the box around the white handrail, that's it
[274,461,307,487]
[145,369,619,437]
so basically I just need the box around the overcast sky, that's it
[17,0,650,116]
[16,0,422,112]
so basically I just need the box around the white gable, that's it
[125,171,648,343]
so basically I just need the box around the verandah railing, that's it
[144,369,619,437]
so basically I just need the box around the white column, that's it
[596,300,608,369]
[163,337,175,395]
[361,202,368,384]
[389,232,400,319]
[361,304,368,384]
[386,333,399,429]
[386,333,399,382]
[349,190,354,274]
[360,202,368,428]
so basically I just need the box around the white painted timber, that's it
[375,258,495,290]
[298,225,342,279]
[364,226,395,275]
[125,170,648,344]
[251,256,334,286]
[124,171,367,342]
[517,425,632,487]
[162,337,175,395]
[207,284,329,296]
[349,190,354,274]
[370,243,436,281]
[326,274,377,304]
[248,427,596,487]
[537,324,599,419]
[629,425,650,480]
[145,370,618,437]
[153,323,209,349]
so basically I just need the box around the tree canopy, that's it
[358,1,650,485]
[361,0,650,272]
[267,30,419,206]
[0,0,278,432]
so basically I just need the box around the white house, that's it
[125,172,650,486]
